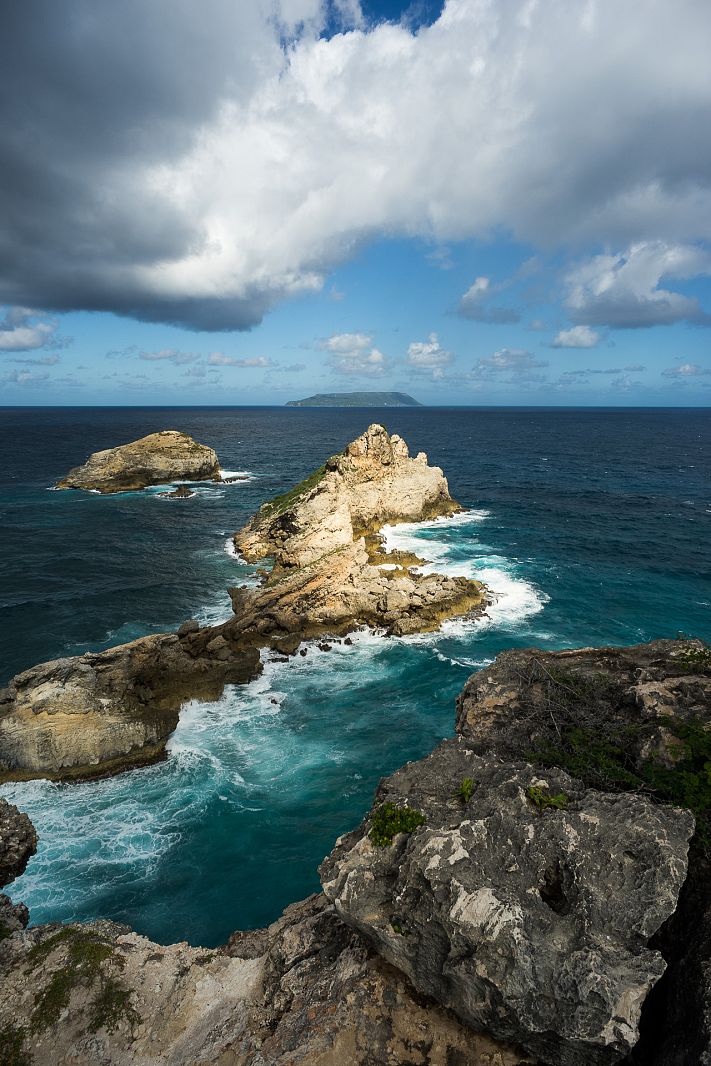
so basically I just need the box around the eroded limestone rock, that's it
[320,738,695,1066]
[56,430,220,492]
[2,425,487,782]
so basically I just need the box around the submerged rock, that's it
[56,430,220,493]
[158,484,195,498]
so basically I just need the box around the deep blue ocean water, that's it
[1,406,709,946]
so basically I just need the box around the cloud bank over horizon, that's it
[2,0,711,335]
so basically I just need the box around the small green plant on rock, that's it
[527,785,569,812]
[369,802,426,846]
[456,778,475,803]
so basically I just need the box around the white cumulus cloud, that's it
[405,333,453,379]
[564,242,711,328]
[551,325,601,348]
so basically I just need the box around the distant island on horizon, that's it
[286,391,422,408]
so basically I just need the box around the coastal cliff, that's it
[55,430,221,492]
[1,639,709,1065]
[1,425,487,782]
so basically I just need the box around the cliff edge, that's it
[1,640,709,1065]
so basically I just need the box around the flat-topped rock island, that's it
[55,430,221,493]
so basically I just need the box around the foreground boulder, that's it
[320,740,694,1066]
[320,637,711,1066]
[56,430,221,492]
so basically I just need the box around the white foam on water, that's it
[381,509,546,634]
[219,469,255,481]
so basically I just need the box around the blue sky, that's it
[1,0,710,406]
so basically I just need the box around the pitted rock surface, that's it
[0,797,38,887]
[320,737,695,1066]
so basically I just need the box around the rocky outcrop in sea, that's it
[1,639,710,1065]
[55,430,221,492]
[1,425,488,782]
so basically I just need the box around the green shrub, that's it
[369,802,426,846]
[527,785,569,812]
[456,778,475,803]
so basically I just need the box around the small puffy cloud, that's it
[473,348,548,378]
[1,368,50,386]
[0,307,58,352]
[319,332,386,376]
[10,353,60,366]
[207,353,274,367]
[551,325,600,348]
[406,333,453,379]
[139,348,199,365]
[273,362,307,373]
[661,362,711,378]
[320,333,372,354]
[565,242,711,328]
[457,277,520,324]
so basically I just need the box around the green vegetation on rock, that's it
[259,465,327,521]
[369,802,426,846]
[27,928,137,1035]
[527,785,569,812]
[456,777,475,803]
[0,1025,30,1066]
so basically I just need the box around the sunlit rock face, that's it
[56,430,220,493]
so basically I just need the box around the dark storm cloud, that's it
[0,1,290,329]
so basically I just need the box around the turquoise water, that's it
[1,407,709,945]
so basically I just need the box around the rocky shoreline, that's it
[1,638,710,1065]
[1,425,488,782]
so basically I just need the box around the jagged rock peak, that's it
[235,423,460,569]
[56,430,221,493]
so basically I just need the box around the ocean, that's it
[1,405,709,946]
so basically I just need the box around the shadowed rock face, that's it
[55,430,220,492]
[320,638,711,1066]
[0,895,530,1066]
[320,742,693,1066]
[0,798,37,936]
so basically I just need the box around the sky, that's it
[1,0,710,407]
